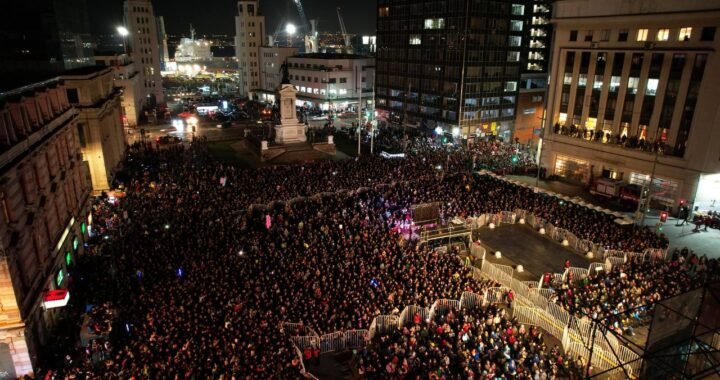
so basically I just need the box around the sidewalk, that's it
[505,174,720,259]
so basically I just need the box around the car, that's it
[155,135,183,145]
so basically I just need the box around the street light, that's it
[117,26,129,55]
[285,23,296,47]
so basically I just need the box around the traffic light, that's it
[660,212,668,223]
[511,155,519,164]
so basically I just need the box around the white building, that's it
[284,53,375,111]
[234,0,265,97]
[542,0,720,212]
[95,53,143,128]
[124,0,164,104]
[258,46,299,102]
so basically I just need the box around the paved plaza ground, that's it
[477,224,596,280]
[506,175,720,259]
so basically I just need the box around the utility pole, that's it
[357,65,362,156]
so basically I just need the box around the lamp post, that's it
[117,26,129,55]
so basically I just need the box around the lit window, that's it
[558,113,568,123]
[508,36,522,47]
[507,51,520,62]
[510,20,523,32]
[511,4,525,15]
[637,29,648,41]
[339,89,347,95]
[679,27,692,41]
[645,78,659,96]
[578,74,587,87]
[409,35,421,45]
[523,108,536,115]
[656,29,669,41]
[563,73,573,85]
[593,75,603,89]
[504,81,517,92]
[628,77,639,94]
[609,76,621,92]
[424,18,445,29]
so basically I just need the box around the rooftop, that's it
[291,53,370,60]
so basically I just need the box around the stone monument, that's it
[274,61,307,144]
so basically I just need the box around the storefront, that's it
[554,154,590,184]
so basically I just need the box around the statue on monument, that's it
[280,59,291,85]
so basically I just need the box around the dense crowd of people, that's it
[357,305,585,379]
[44,136,714,379]
[549,247,719,334]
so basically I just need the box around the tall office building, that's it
[0,0,95,83]
[235,0,266,98]
[542,0,720,212]
[375,0,530,141]
[124,0,164,105]
[515,0,552,145]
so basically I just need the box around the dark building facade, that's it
[0,0,95,85]
[375,0,533,141]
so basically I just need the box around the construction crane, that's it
[294,0,310,34]
[336,7,351,52]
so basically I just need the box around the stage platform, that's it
[476,224,594,277]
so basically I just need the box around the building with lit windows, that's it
[124,0,164,105]
[285,53,375,111]
[514,0,551,145]
[0,78,93,376]
[235,0,265,97]
[258,46,299,102]
[375,0,531,141]
[542,0,720,212]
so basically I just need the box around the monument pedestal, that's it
[274,83,307,144]
[274,122,307,144]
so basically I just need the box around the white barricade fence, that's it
[500,211,517,224]
[588,262,605,275]
[643,247,665,261]
[625,251,646,262]
[606,256,626,270]
[368,319,377,340]
[399,305,430,326]
[603,249,626,260]
[522,280,538,289]
[489,213,502,226]
[373,315,399,336]
[563,267,589,284]
[292,335,321,350]
[344,330,370,349]
[485,287,510,305]
[513,304,540,327]
[545,223,556,240]
[459,291,484,310]
[283,322,308,336]
[565,231,579,249]
[429,299,462,321]
[536,288,556,301]
[576,238,595,254]
[481,261,514,288]
[618,345,643,377]
[319,332,345,353]
[515,209,528,221]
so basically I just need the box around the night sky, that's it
[89,0,376,37]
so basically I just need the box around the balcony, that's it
[551,124,685,158]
